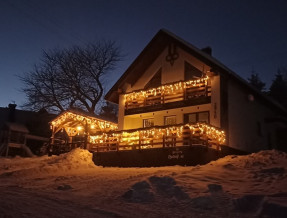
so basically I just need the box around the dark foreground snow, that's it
[0,148,286,218]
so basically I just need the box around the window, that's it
[186,113,196,123]
[184,111,209,124]
[198,112,209,123]
[164,116,176,126]
[144,68,162,89]
[143,118,154,128]
[184,61,202,80]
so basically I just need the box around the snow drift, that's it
[0,148,286,217]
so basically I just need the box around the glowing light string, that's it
[51,111,118,133]
[89,123,225,148]
[124,76,209,103]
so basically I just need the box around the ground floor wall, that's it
[93,146,220,167]
[92,145,247,167]
[122,104,214,130]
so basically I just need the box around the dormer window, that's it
[184,61,202,80]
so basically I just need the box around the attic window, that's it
[144,68,162,89]
[184,62,202,81]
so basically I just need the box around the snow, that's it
[0,148,286,218]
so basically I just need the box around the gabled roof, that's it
[50,109,118,134]
[105,29,287,115]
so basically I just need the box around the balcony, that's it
[88,122,225,152]
[124,77,211,115]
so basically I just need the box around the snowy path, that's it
[0,186,120,218]
[0,149,286,217]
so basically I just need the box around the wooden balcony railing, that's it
[88,123,225,152]
[124,77,211,111]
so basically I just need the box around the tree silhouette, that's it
[269,68,287,109]
[20,41,121,114]
[98,101,118,123]
[247,71,265,91]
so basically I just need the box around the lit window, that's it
[184,111,209,124]
[143,118,154,128]
[164,116,176,126]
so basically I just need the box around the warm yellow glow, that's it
[89,122,225,150]
[124,76,209,104]
[50,111,118,131]
[77,126,82,131]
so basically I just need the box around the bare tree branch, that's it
[19,40,122,114]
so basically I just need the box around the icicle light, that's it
[51,112,118,132]
[89,122,225,147]
[124,76,209,103]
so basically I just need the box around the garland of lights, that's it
[51,112,118,132]
[89,123,225,147]
[124,77,209,103]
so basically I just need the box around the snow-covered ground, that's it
[0,148,286,218]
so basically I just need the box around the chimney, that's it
[201,46,212,56]
[8,104,17,122]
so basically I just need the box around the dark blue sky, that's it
[1,0,287,108]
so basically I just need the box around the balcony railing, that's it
[124,77,211,112]
[88,123,225,152]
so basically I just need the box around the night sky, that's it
[1,0,287,108]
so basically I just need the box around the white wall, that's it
[127,47,211,92]
[123,104,211,130]
[120,45,218,131]
[227,80,281,152]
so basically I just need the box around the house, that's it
[104,29,287,153]
[50,29,287,166]
[0,104,56,156]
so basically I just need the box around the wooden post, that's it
[138,133,141,150]
[182,126,191,146]
[172,132,176,147]
[205,83,208,96]
[84,121,88,150]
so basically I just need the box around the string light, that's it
[124,76,209,105]
[89,123,225,149]
[51,111,118,132]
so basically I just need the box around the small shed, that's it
[49,110,118,153]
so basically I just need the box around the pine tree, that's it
[247,71,265,91]
[269,68,287,109]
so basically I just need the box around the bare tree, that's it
[20,41,121,114]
